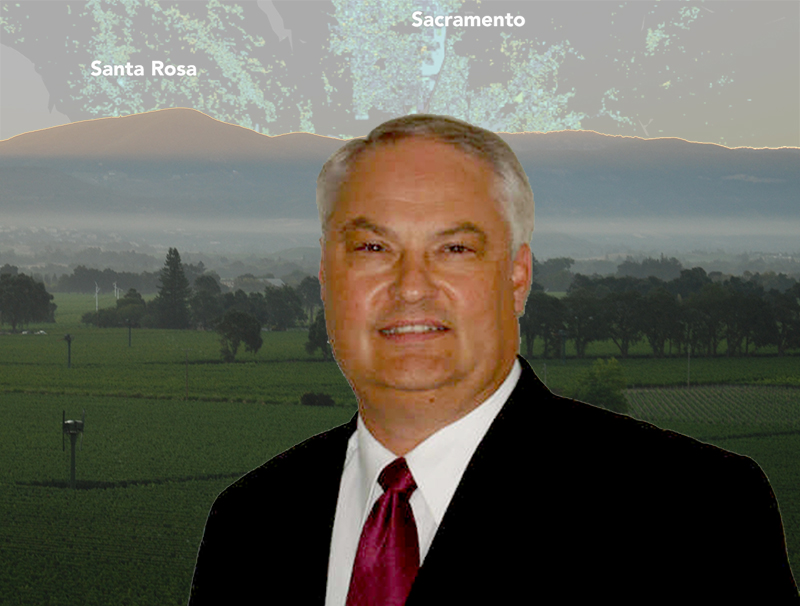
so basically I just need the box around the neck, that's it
[356,358,516,456]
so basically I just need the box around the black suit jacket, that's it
[188,357,798,603]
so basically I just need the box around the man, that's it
[188,115,798,603]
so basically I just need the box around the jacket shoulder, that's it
[188,416,356,605]
[511,359,755,472]
[212,415,356,509]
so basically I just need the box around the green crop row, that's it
[1,392,354,605]
[627,385,800,425]
[3,387,799,603]
[1,328,354,404]
[3,327,798,404]
[3,380,800,604]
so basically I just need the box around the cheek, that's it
[327,271,381,331]
[456,272,513,329]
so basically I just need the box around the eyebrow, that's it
[438,222,488,246]
[339,217,487,245]
[338,216,391,238]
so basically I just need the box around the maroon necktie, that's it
[346,457,420,606]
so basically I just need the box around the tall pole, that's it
[70,433,78,489]
[64,334,73,368]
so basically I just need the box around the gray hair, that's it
[316,114,534,254]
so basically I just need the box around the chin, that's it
[370,354,462,392]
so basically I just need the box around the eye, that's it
[355,242,385,252]
[444,243,472,254]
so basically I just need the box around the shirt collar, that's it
[356,358,522,525]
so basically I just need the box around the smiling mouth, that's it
[379,324,448,336]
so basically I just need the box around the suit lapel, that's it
[406,357,549,602]
[288,413,358,604]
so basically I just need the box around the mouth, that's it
[378,321,449,337]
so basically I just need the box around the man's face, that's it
[319,137,531,405]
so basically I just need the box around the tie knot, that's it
[379,457,416,497]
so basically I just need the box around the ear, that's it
[512,243,532,316]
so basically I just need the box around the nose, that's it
[390,250,436,304]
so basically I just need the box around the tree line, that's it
[521,263,800,359]
[80,248,322,361]
[51,261,207,295]
[4,249,798,361]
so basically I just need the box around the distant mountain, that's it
[501,131,799,220]
[0,107,343,163]
[1,108,797,254]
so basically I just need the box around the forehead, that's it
[331,137,507,235]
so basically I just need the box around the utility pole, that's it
[64,334,73,368]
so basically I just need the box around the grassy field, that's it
[0,393,353,605]
[1,293,799,603]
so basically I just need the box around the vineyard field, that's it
[627,385,800,426]
[3,326,798,404]
[0,392,354,605]
[1,293,798,602]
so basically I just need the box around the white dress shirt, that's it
[324,359,522,606]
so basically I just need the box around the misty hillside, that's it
[1,108,798,256]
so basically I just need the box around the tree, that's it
[722,278,766,356]
[81,307,120,328]
[191,275,223,329]
[81,288,147,328]
[116,288,147,327]
[616,255,683,281]
[604,290,643,359]
[263,284,305,331]
[519,290,564,359]
[297,276,322,325]
[762,286,800,356]
[537,257,575,292]
[221,289,252,315]
[563,287,604,358]
[151,248,191,329]
[571,358,628,415]
[182,261,207,291]
[687,283,728,356]
[305,308,331,360]
[216,309,263,362]
[0,273,56,331]
[669,267,712,299]
[640,287,680,357]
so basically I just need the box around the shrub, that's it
[571,357,629,414]
[300,392,335,407]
